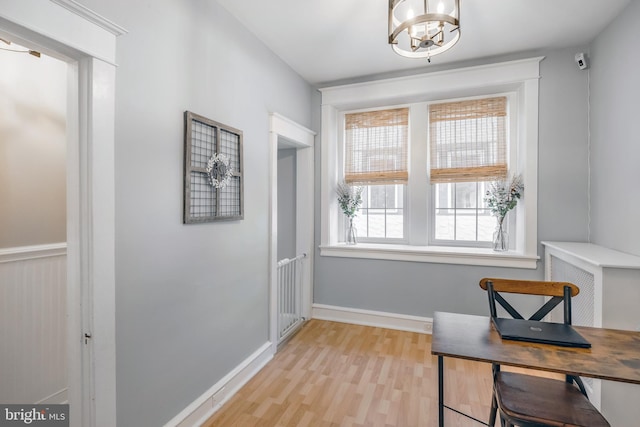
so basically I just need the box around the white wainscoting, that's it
[0,243,67,404]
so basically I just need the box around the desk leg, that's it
[438,355,444,427]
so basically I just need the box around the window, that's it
[343,98,511,246]
[320,57,541,268]
[429,96,508,246]
[429,97,507,183]
[344,107,409,184]
[344,108,408,241]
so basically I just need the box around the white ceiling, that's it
[217,0,631,85]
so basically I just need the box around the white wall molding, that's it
[0,0,125,65]
[164,342,273,427]
[319,57,544,107]
[50,0,128,36]
[312,304,433,334]
[0,243,67,264]
[271,113,315,147]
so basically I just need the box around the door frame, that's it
[269,113,315,353]
[0,2,125,426]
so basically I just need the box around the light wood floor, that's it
[203,319,497,427]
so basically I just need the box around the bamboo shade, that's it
[344,108,409,185]
[429,97,507,183]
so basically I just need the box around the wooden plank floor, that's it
[203,319,497,427]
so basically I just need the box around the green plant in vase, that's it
[336,181,363,245]
[484,174,524,251]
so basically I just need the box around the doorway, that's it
[269,113,315,353]
[0,40,68,405]
[0,3,124,426]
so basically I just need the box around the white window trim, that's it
[319,57,543,269]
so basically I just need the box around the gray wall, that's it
[77,1,312,425]
[312,47,591,318]
[0,50,67,248]
[277,148,297,260]
[589,1,640,425]
[590,0,640,257]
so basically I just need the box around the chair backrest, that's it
[479,278,580,325]
[480,277,588,395]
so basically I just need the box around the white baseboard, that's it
[164,341,274,427]
[312,304,433,334]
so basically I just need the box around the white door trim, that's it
[269,113,315,353]
[0,2,125,426]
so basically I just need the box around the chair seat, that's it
[495,372,610,427]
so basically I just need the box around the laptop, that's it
[492,317,591,348]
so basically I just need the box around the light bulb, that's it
[437,1,444,13]
[407,8,414,20]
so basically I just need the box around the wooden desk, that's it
[430,311,640,426]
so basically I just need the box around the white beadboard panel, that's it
[0,248,67,403]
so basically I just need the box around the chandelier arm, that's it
[390,30,460,58]
[389,14,458,44]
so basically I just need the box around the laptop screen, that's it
[492,318,591,348]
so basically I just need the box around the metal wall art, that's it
[183,111,244,223]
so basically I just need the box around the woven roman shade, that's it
[344,107,409,185]
[429,96,507,184]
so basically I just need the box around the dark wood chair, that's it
[479,278,610,427]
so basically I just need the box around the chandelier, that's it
[388,0,460,61]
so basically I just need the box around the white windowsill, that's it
[319,243,539,269]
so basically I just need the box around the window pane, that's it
[455,208,478,241]
[352,184,405,240]
[478,208,494,241]
[353,210,367,239]
[387,209,404,238]
[435,208,454,240]
[433,182,492,243]
[367,209,386,238]
[369,186,386,208]
[455,182,476,208]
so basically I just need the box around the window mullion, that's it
[408,104,429,246]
